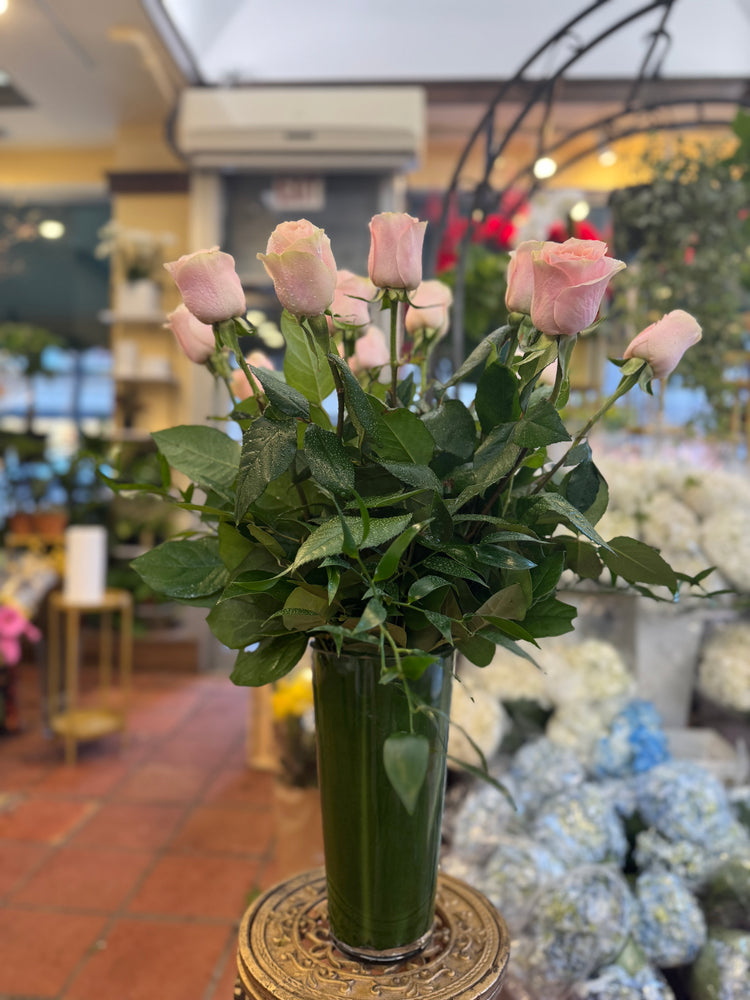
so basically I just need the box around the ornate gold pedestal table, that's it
[235,868,510,1000]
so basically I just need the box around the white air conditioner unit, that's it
[174,86,425,171]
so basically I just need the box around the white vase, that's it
[115,279,161,318]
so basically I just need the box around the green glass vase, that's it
[312,646,453,962]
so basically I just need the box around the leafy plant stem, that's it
[531,366,645,494]
[388,300,404,407]
[329,359,346,438]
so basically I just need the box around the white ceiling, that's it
[0,0,184,147]
[0,0,747,154]
[162,0,750,84]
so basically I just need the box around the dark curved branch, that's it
[432,0,624,262]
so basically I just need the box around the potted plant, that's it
[94,221,175,318]
[124,217,706,963]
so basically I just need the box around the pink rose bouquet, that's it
[131,214,707,818]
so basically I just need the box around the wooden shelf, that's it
[99,310,166,325]
[114,372,177,386]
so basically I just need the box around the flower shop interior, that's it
[1,1,750,998]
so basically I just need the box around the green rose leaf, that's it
[522,596,577,637]
[408,575,451,603]
[280,587,329,630]
[235,416,299,521]
[422,399,476,459]
[473,584,529,623]
[282,311,334,404]
[379,462,442,493]
[376,408,435,465]
[456,633,496,666]
[291,514,413,571]
[383,732,429,815]
[304,424,356,496]
[600,536,679,592]
[442,324,510,389]
[511,400,571,448]
[327,353,380,441]
[249,364,310,421]
[476,544,537,571]
[207,593,281,648]
[560,537,603,580]
[353,597,387,634]
[230,633,309,687]
[475,362,521,435]
[564,460,608,522]
[132,536,228,599]
[523,493,610,549]
[152,425,240,501]
[374,524,422,582]
[217,522,255,572]
[529,550,567,600]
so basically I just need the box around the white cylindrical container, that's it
[63,526,108,606]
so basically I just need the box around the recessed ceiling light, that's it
[598,147,617,168]
[38,219,66,240]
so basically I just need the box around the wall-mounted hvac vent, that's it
[175,86,425,172]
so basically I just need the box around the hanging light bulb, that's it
[569,200,590,222]
[598,146,617,167]
[533,156,558,180]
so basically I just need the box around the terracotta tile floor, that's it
[0,662,324,1000]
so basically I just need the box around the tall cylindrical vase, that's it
[312,646,453,962]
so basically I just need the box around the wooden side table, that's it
[46,588,134,764]
[235,868,510,1000]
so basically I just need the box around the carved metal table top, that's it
[235,868,510,1000]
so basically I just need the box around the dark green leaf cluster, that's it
[129,310,700,693]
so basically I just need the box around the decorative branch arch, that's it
[433,0,747,369]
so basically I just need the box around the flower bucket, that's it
[312,646,452,961]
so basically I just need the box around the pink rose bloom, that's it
[368,213,427,291]
[623,309,702,379]
[0,606,40,665]
[530,238,626,337]
[166,303,216,363]
[231,351,275,401]
[505,240,543,314]
[257,220,337,317]
[329,270,375,328]
[164,247,246,324]
[350,325,391,373]
[405,280,453,340]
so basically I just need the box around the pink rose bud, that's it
[164,247,246,325]
[368,212,427,291]
[623,309,702,379]
[505,240,544,314]
[257,219,337,317]
[329,270,375,328]
[405,280,453,340]
[350,325,391,373]
[231,351,275,401]
[166,303,216,363]
[530,238,626,337]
